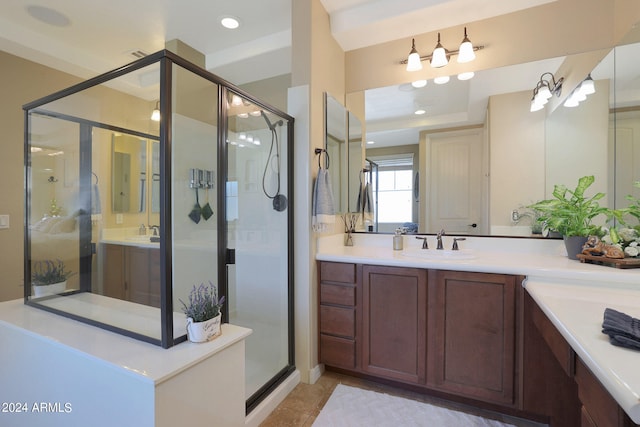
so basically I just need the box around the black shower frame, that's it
[22,49,296,381]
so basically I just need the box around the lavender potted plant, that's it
[31,259,76,297]
[180,282,225,343]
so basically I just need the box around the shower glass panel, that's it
[170,63,219,325]
[225,91,294,409]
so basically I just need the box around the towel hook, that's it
[314,148,330,170]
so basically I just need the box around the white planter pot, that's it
[186,313,222,343]
[33,281,67,297]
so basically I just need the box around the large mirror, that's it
[111,133,160,225]
[324,92,347,213]
[348,111,363,213]
[354,37,640,236]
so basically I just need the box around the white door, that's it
[427,131,485,234]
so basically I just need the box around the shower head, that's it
[260,110,283,131]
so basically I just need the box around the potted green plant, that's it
[604,181,640,258]
[180,282,225,343]
[528,175,611,259]
[31,259,76,297]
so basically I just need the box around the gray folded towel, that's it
[602,308,640,350]
[312,169,336,232]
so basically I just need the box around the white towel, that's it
[312,169,336,232]
[91,183,101,215]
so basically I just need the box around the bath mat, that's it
[312,384,516,427]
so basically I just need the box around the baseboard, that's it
[309,363,324,384]
[244,369,300,427]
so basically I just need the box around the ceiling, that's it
[0,0,577,147]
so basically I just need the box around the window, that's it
[377,169,413,223]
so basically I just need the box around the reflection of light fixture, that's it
[249,110,261,117]
[151,101,160,121]
[529,72,564,112]
[434,76,450,84]
[231,94,243,106]
[238,113,249,118]
[246,135,254,143]
[457,71,475,81]
[253,138,261,146]
[563,74,596,108]
[30,146,43,153]
[238,132,246,140]
[457,27,476,63]
[411,80,427,88]
[406,38,422,71]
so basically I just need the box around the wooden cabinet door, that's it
[103,244,125,299]
[126,246,150,306]
[362,265,427,384]
[427,270,516,406]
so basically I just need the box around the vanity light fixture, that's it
[529,72,564,112]
[401,28,483,71]
[578,74,596,96]
[151,101,160,121]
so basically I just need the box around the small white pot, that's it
[33,281,67,297]
[186,313,222,343]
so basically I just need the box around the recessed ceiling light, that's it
[367,141,375,145]
[220,16,240,29]
[411,80,427,88]
[26,5,71,27]
[414,109,426,115]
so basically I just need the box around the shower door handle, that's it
[226,248,236,265]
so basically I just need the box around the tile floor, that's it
[259,370,547,427]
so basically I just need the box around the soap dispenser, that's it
[393,228,404,251]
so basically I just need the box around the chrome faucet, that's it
[436,229,445,250]
[452,237,466,251]
[150,225,159,236]
[415,236,428,249]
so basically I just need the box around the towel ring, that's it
[314,148,330,170]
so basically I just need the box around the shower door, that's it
[223,91,294,412]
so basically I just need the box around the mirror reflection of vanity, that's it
[341,36,640,237]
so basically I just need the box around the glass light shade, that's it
[433,76,450,84]
[430,46,448,68]
[457,71,475,80]
[406,39,422,72]
[574,90,587,102]
[411,79,427,88]
[537,85,552,100]
[530,98,544,112]
[564,96,580,107]
[151,104,160,121]
[457,40,475,63]
[579,76,595,95]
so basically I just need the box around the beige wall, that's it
[0,51,81,302]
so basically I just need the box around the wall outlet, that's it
[0,215,9,229]
[116,213,123,224]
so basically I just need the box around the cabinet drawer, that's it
[320,334,355,369]
[320,305,355,338]
[320,283,355,306]
[320,262,356,284]
[530,298,574,377]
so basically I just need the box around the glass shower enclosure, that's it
[23,50,294,412]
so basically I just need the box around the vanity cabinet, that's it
[318,261,521,409]
[102,244,161,308]
[427,270,517,406]
[361,265,427,384]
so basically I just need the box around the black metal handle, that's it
[468,223,477,228]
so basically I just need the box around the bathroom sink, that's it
[125,235,158,243]
[401,249,476,261]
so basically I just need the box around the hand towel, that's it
[312,169,336,232]
[91,183,101,215]
[602,308,640,350]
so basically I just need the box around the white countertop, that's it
[526,278,640,424]
[0,298,252,385]
[317,233,640,421]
